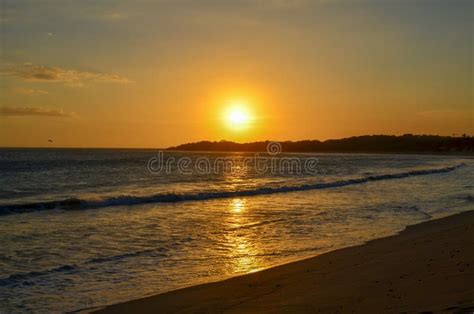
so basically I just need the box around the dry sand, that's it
[97,211,474,313]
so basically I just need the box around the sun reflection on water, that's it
[224,198,264,274]
[231,198,245,213]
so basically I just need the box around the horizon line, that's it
[1,133,472,150]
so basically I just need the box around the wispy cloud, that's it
[103,12,126,21]
[0,106,75,118]
[13,87,49,95]
[1,63,132,86]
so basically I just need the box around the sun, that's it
[229,108,248,124]
[224,101,252,130]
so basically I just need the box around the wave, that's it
[0,264,79,287]
[84,248,167,265]
[461,195,474,202]
[0,164,463,216]
[0,247,169,287]
[227,218,286,231]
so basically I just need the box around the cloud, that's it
[14,87,49,95]
[0,106,75,118]
[103,12,126,20]
[1,63,132,86]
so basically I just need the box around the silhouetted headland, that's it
[167,134,474,154]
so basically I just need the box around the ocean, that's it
[0,148,472,312]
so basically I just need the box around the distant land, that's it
[167,135,474,154]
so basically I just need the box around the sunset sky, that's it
[0,0,472,148]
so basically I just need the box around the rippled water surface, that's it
[0,149,472,312]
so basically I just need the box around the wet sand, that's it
[97,211,474,313]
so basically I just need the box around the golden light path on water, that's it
[224,198,263,274]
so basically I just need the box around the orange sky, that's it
[0,0,472,148]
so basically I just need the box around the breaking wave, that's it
[0,164,463,216]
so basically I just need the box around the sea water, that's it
[0,149,472,312]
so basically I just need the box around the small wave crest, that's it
[0,247,169,287]
[461,195,474,202]
[227,218,286,231]
[0,164,463,216]
[0,264,78,287]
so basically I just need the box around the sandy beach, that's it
[97,211,474,313]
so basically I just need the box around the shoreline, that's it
[96,210,474,313]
